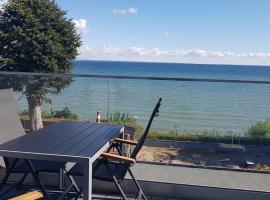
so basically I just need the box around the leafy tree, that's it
[0,0,81,131]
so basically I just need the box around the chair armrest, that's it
[101,152,136,164]
[114,138,138,145]
[9,191,43,200]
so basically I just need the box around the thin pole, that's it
[107,78,110,122]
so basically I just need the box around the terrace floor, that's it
[132,162,270,192]
[0,184,181,200]
[1,162,270,200]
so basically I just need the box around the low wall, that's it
[1,163,270,200]
[20,119,62,132]
[145,138,270,152]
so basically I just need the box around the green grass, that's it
[248,118,270,138]
[153,152,162,161]
[19,109,270,146]
[20,107,79,120]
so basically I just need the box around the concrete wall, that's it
[1,170,269,200]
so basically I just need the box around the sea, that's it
[17,60,270,134]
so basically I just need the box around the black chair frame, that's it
[0,158,66,200]
[66,98,162,200]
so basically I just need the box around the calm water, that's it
[17,61,270,133]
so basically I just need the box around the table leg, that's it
[83,158,92,200]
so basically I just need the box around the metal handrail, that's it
[1,71,270,85]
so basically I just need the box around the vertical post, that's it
[107,78,110,122]
[96,110,101,123]
[83,158,92,200]
[174,124,178,139]
[59,168,64,189]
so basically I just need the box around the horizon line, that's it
[74,59,270,68]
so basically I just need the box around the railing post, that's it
[107,78,110,122]
[96,110,101,123]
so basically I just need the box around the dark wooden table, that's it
[0,121,124,200]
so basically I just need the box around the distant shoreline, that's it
[74,59,270,68]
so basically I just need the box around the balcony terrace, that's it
[0,71,270,200]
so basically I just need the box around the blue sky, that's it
[3,0,270,65]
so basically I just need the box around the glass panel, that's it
[1,72,270,169]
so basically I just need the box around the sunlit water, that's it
[16,61,270,134]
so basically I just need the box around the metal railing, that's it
[1,71,270,145]
[2,71,270,84]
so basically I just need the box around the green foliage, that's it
[51,107,78,119]
[109,112,133,123]
[248,119,270,138]
[0,0,81,101]
[17,108,270,145]
[153,152,162,161]
[145,129,270,146]
[0,0,81,73]
[19,109,29,117]
[20,107,78,120]
[107,112,143,138]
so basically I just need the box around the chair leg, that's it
[0,170,10,192]
[0,174,29,198]
[0,158,18,196]
[116,145,124,156]
[16,173,28,190]
[25,159,51,200]
[103,162,129,200]
[107,143,124,156]
[56,183,75,200]
[0,170,11,197]
[32,173,51,200]
[74,189,83,200]
[61,168,81,200]
[64,168,80,194]
[112,176,128,200]
[106,143,115,153]
[128,169,147,200]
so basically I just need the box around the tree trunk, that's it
[27,96,43,131]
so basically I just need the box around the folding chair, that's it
[67,98,162,200]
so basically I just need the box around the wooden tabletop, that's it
[0,121,123,162]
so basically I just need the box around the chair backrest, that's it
[130,98,162,159]
[0,88,25,144]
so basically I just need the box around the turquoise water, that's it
[17,61,270,133]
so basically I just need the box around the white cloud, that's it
[78,45,270,65]
[72,19,89,34]
[112,7,138,15]
[164,32,169,36]
[127,7,138,14]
